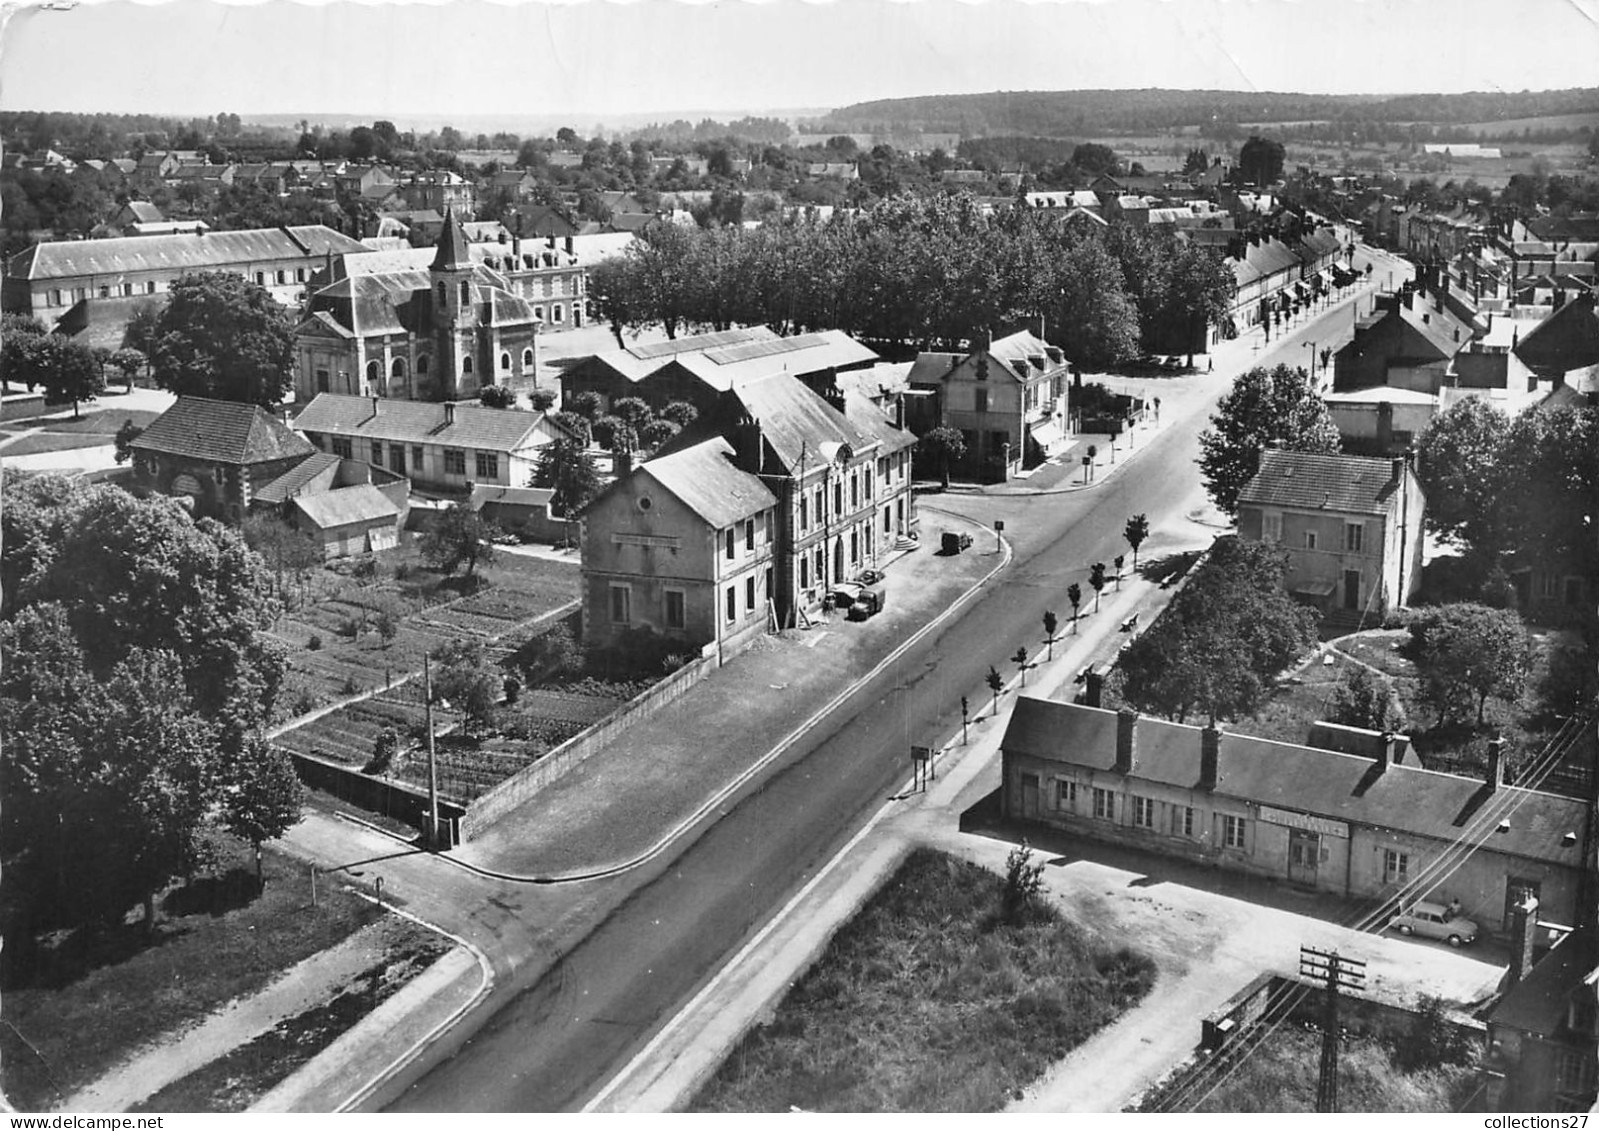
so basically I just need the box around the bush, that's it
[307,634,322,651]
[1001,840,1046,925]
[341,674,360,696]
[1394,995,1474,1071]
[512,621,582,681]
[394,563,412,582]
[363,727,400,775]
[503,674,522,705]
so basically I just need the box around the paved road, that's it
[376,270,1405,1112]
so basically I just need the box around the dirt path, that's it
[60,919,417,1113]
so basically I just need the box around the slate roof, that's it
[291,484,400,531]
[1490,925,1599,1036]
[431,208,474,272]
[636,436,777,528]
[906,351,965,386]
[131,397,316,465]
[1236,450,1404,516]
[843,391,917,455]
[1516,294,1599,375]
[469,484,554,510]
[725,371,880,473]
[1003,699,1587,868]
[6,225,368,281]
[292,393,562,453]
[254,451,341,505]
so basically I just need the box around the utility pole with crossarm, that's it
[1299,945,1366,1112]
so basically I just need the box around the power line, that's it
[1152,713,1592,1112]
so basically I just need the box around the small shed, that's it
[290,484,401,559]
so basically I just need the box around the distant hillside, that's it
[817,88,1599,138]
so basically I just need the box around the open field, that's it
[691,848,1156,1113]
[1460,111,1599,135]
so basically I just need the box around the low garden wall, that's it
[1,393,47,422]
[289,746,467,835]
[459,641,720,840]
[1201,973,1483,1054]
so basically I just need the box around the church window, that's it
[391,358,406,379]
[436,281,446,304]
[459,281,470,304]
[417,355,430,375]
[522,348,534,368]
[462,356,474,376]
[500,352,511,371]
[366,360,381,385]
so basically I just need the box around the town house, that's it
[581,436,779,663]
[1235,450,1425,626]
[908,329,1070,480]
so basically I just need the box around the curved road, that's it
[377,269,1399,1112]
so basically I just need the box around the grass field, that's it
[0,835,382,1113]
[691,848,1156,1113]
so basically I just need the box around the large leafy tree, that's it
[28,333,106,419]
[919,426,967,489]
[432,639,503,735]
[222,735,305,888]
[149,271,296,406]
[1402,603,1532,727]
[420,501,499,577]
[18,484,286,736]
[532,436,603,517]
[1415,397,1512,551]
[1198,364,1341,516]
[1115,539,1319,723]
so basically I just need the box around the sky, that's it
[2,0,1598,127]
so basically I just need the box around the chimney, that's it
[370,395,380,415]
[444,401,456,425]
[614,448,633,477]
[1375,731,1396,772]
[1114,708,1137,775]
[1508,894,1540,986]
[1377,401,1394,452]
[565,235,575,254]
[893,393,906,431]
[1390,455,1405,486]
[1083,669,1104,708]
[1487,736,1506,791]
[1200,725,1221,790]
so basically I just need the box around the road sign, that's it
[994,520,1005,532]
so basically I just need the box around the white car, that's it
[1389,900,1478,947]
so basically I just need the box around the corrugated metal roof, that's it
[131,397,316,465]
[1236,449,1403,515]
[292,393,558,452]
[8,225,368,282]
[1003,699,1586,868]
[638,437,776,528]
[671,329,877,393]
[291,483,400,530]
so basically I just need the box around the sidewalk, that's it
[584,569,1185,1112]
[452,506,1007,879]
[582,559,1502,1113]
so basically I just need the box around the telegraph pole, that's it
[424,653,440,847]
[1299,945,1366,1113]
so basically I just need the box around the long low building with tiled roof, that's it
[1001,699,1587,934]
[3,224,370,329]
[291,391,576,493]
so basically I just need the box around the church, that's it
[292,208,541,403]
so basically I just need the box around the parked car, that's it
[1388,900,1478,947]
[847,582,886,620]
[941,530,973,554]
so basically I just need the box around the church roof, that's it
[431,207,474,272]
